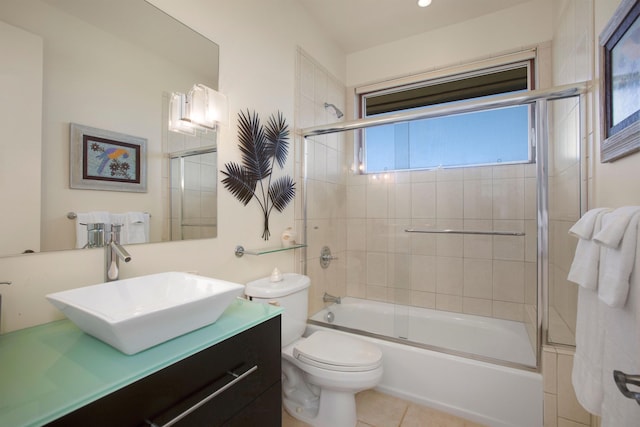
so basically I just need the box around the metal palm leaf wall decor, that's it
[222,110,295,240]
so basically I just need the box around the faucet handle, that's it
[86,223,106,248]
[320,246,338,269]
[109,224,125,244]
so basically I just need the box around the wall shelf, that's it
[235,244,306,258]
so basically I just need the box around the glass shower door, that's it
[169,148,218,241]
[545,95,584,347]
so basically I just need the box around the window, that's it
[360,62,534,173]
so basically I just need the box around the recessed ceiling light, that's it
[418,0,432,7]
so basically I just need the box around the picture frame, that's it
[599,0,640,162]
[70,123,147,192]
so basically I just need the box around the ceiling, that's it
[297,0,534,53]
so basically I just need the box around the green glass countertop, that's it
[0,298,282,427]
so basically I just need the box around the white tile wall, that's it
[341,163,537,324]
[546,0,596,426]
[543,346,595,427]
[548,0,591,348]
[295,48,348,315]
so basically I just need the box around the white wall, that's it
[0,0,345,333]
[346,0,553,87]
[0,22,42,256]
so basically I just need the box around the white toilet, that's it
[245,273,383,427]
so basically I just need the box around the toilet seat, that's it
[293,331,382,372]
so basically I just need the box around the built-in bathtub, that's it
[307,297,542,427]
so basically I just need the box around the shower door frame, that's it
[300,82,588,371]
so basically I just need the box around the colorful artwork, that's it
[83,136,138,182]
[70,123,147,192]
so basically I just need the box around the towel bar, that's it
[614,370,640,405]
[67,211,151,219]
[405,229,525,236]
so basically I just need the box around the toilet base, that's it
[283,388,357,427]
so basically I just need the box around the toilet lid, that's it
[293,331,382,372]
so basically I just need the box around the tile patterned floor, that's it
[282,389,486,427]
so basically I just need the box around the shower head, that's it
[324,102,344,119]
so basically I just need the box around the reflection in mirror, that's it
[169,147,218,240]
[0,0,219,257]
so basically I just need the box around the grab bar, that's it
[405,229,525,236]
[614,370,640,405]
[145,365,257,427]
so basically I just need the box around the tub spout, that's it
[323,292,341,304]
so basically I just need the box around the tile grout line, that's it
[396,402,410,427]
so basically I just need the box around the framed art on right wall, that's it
[600,0,640,162]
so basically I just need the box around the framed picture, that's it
[70,123,147,192]
[600,0,640,162]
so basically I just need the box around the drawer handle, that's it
[145,365,258,427]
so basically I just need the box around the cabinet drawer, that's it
[223,380,282,427]
[47,315,281,427]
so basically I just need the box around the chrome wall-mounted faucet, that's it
[106,224,132,282]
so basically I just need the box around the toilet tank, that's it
[245,273,310,347]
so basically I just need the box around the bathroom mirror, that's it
[0,0,219,257]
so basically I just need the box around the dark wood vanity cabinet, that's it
[47,316,282,427]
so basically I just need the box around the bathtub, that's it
[307,297,542,427]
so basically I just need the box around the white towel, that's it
[124,212,150,244]
[569,208,611,239]
[572,287,605,415]
[89,211,112,234]
[568,208,610,290]
[600,239,640,427]
[593,206,640,248]
[597,210,640,307]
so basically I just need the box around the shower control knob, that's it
[320,246,338,269]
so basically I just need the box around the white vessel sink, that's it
[46,272,245,355]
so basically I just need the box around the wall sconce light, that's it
[169,92,196,135]
[169,84,228,134]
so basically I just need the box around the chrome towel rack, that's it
[405,229,525,237]
[67,211,151,219]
